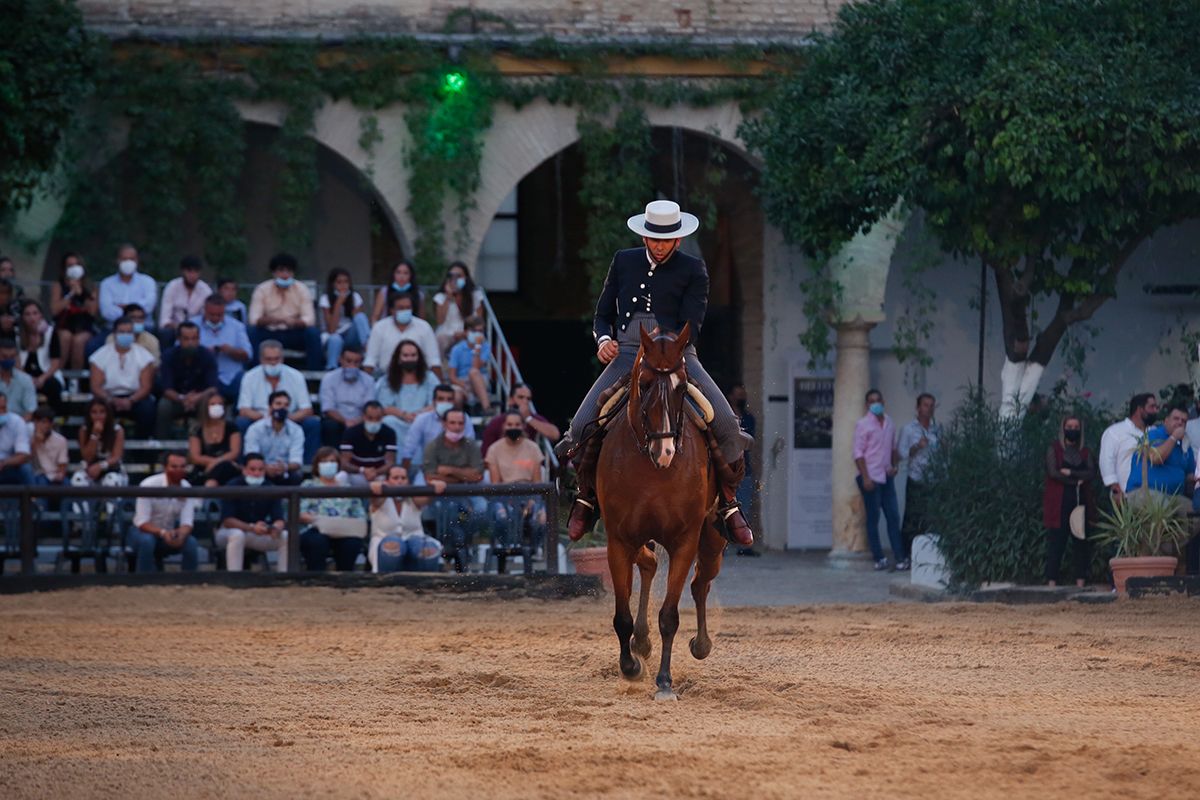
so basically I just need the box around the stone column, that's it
[830,319,876,556]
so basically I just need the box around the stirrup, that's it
[715,500,753,546]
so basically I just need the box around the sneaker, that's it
[873,558,890,571]
[894,559,911,572]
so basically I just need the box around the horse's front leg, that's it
[690,519,725,660]
[608,540,642,679]
[631,543,657,661]
[655,541,698,701]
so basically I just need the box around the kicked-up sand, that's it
[1,585,1198,799]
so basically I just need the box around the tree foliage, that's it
[744,0,1200,372]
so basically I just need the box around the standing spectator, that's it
[236,340,319,462]
[376,339,437,443]
[1186,395,1200,451]
[1099,393,1158,503]
[370,260,424,324]
[243,390,305,485]
[98,243,158,329]
[897,392,941,560]
[400,384,475,476]
[727,383,758,557]
[485,411,548,539]
[299,447,368,571]
[446,315,492,415]
[194,295,252,403]
[424,407,487,528]
[339,401,397,486]
[247,252,322,371]
[432,261,483,356]
[88,317,156,438]
[17,300,64,413]
[854,388,904,571]
[319,267,371,369]
[188,392,242,486]
[368,464,444,573]
[30,406,68,486]
[128,452,198,572]
[1044,415,1096,588]
[216,277,247,323]
[0,338,36,420]
[0,393,34,485]
[215,452,288,572]
[364,293,441,377]
[317,347,373,447]
[49,252,98,371]
[104,303,161,362]
[76,399,126,485]
[1126,403,1196,502]
[481,383,560,457]
[158,255,212,347]
[155,321,218,438]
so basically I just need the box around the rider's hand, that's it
[597,340,618,364]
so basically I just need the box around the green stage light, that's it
[442,71,467,95]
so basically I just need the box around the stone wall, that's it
[78,0,841,38]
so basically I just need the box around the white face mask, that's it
[66,265,85,281]
[208,404,225,419]
[118,259,137,276]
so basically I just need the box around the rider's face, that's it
[643,237,681,264]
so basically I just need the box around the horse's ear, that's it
[675,321,692,352]
[639,324,655,353]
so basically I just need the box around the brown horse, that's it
[595,322,727,701]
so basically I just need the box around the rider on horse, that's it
[556,200,755,547]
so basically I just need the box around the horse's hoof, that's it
[620,656,643,680]
[654,688,679,702]
[689,636,711,660]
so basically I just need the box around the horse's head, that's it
[631,322,691,469]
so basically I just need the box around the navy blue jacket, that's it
[160,345,218,395]
[592,247,708,344]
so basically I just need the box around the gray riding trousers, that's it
[567,313,752,465]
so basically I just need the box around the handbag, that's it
[1069,484,1086,540]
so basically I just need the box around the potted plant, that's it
[1095,491,1188,596]
[567,519,612,592]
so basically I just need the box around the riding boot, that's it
[715,457,754,546]
[567,432,604,542]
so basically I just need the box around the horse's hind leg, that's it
[608,541,642,680]
[655,539,698,701]
[631,544,657,660]
[690,519,725,660]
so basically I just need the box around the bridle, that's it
[635,352,687,458]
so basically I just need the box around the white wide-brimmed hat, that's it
[627,200,700,239]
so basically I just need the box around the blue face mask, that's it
[435,401,453,418]
[342,367,358,382]
[364,421,382,435]
[244,475,265,487]
[205,319,223,331]
[869,402,885,417]
[274,276,295,289]
[263,363,282,378]
[0,358,14,372]
[392,281,411,292]
[0,413,8,426]
[394,309,413,325]
[132,322,145,334]
[468,331,483,345]
[454,277,466,291]
[115,333,135,349]
[317,461,338,478]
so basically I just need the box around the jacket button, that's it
[640,284,646,289]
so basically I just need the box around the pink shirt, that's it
[853,413,897,483]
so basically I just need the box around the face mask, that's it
[392,281,411,292]
[205,319,223,331]
[504,429,522,442]
[342,367,358,382]
[118,259,137,276]
[115,333,134,349]
[274,276,295,288]
[394,309,413,325]
[399,360,418,371]
[0,358,13,371]
[263,363,282,378]
[869,402,885,417]
[435,401,453,417]
[468,332,483,345]
[364,421,382,435]
[272,407,289,422]
[132,322,145,334]
[454,277,466,291]
[244,475,265,486]
[317,461,338,478]
[1143,412,1158,426]
[66,265,85,281]
[209,404,225,420]
[0,413,8,426]
[1064,429,1081,443]
[444,430,465,443]
[180,346,197,358]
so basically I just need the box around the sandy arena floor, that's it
[2,586,1199,799]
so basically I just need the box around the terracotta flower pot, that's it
[568,546,612,592]
[1109,556,1178,597]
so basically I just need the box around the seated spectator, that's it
[215,452,288,572]
[128,452,198,572]
[237,339,319,462]
[424,407,487,532]
[370,260,424,324]
[0,255,25,299]
[156,321,218,438]
[485,410,548,539]
[368,464,444,573]
[195,294,252,403]
[188,392,242,486]
[319,267,371,369]
[88,316,156,438]
[243,390,305,486]
[0,280,17,339]
[158,255,212,348]
[98,243,158,333]
[376,339,437,443]
[104,303,161,363]
[432,261,484,357]
[481,383,560,457]
[400,383,475,476]
[30,406,68,486]
[17,300,64,412]
[49,252,98,371]
[447,315,492,415]
[75,398,126,485]
[247,252,322,371]
[0,392,34,485]
[1127,404,1196,504]
[0,338,36,420]
[364,292,441,377]
[299,447,368,571]
[318,346,373,447]
[339,401,396,486]
[216,277,247,324]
